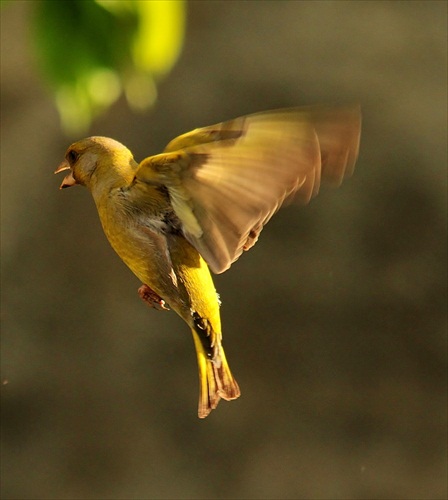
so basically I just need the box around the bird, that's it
[55,105,361,418]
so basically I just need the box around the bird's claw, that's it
[138,284,170,311]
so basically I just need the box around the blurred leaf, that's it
[32,0,185,135]
[131,0,185,76]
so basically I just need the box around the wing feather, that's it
[135,105,361,273]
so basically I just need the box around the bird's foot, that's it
[138,284,170,311]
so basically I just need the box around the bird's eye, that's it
[66,150,79,165]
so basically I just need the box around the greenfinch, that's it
[55,105,361,418]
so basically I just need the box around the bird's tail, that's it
[191,328,240,418]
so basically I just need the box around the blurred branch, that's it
[30,0,185,136]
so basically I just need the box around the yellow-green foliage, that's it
[33,0,185,135]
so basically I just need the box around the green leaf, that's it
[32,0,185,135]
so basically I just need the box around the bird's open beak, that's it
[54,160,77,189]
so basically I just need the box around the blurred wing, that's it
[135,105,361,273]
[301,105,361,186]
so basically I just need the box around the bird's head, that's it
[55,136,137,192]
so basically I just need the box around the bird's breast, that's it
[96,195,171,285]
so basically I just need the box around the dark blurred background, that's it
[1,1,447,499]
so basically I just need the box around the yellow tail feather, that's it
[191,329,240,418]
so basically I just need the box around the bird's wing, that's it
[134,105,361,274]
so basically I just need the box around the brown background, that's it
[1,1,447,499]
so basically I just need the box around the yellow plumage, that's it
[55,105,361,418]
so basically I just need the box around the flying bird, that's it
[55,105,361,418]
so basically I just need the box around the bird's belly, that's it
[101,213,173,297]
[98,203,221,324]
[107,226,153,279]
